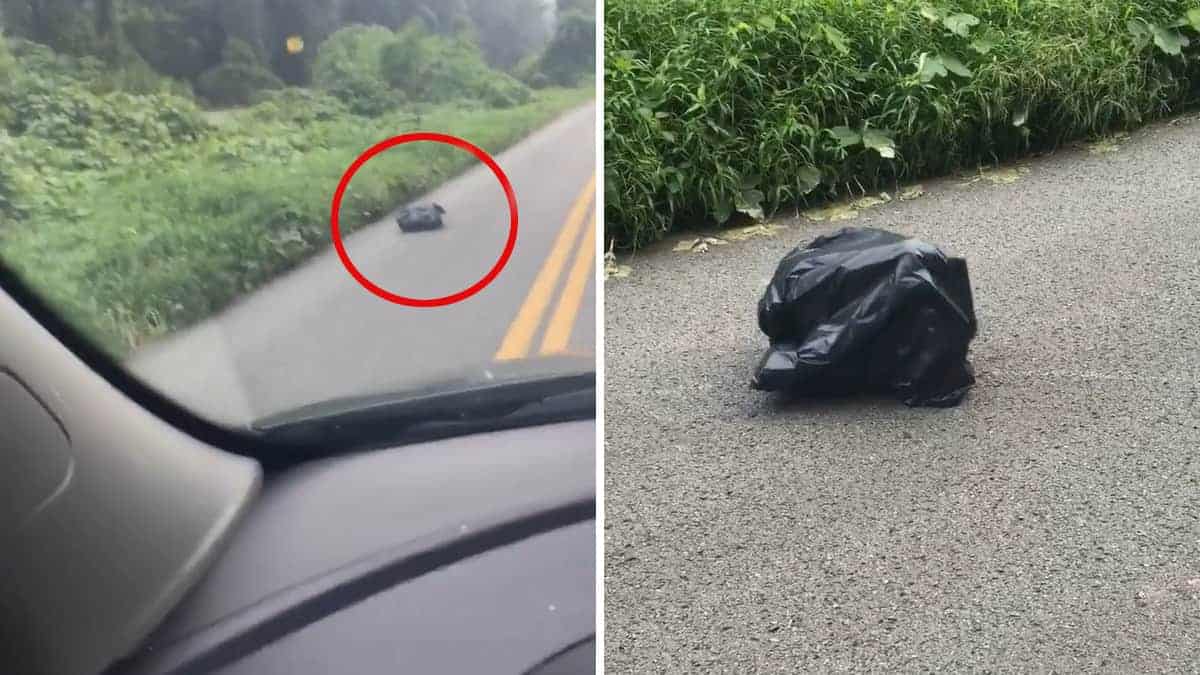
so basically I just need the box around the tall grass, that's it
[605,0,1200,249]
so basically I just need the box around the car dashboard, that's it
[107,418,596,674]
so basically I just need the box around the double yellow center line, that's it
[495,174,596,361]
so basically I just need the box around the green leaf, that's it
[1150,25,1190,55]
[666,174,683,194]
[1188,9,1200,32]
[713,198,734,224]
[736,188,765,220]
[820,24,851,55]
[637,107,654,120]
[919,5,943,22]
[942,54,973,78]
[1012,104,1029,127]
[1127,19,1152,47]
[862,129,896,159]
[969,38,996,54]
[916,52,948,82]
[828,126,862,147]
[757,15,776,31]
[943,13,980,37]
[796,167,822,193]
[660,131,676,143]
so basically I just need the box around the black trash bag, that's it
[396,203,446,232]
[751,227,977,407]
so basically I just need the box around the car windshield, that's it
[0,0,596,427]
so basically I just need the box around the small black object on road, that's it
[752,226,978,407]
[396,203,446,232]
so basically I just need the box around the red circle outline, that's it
[330,132,518,307]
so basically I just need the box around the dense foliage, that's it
[605,0,1200,249]
[0,0,592,103]
[195,38,284,106]
[532,9,595,87]
[379,19,533,108]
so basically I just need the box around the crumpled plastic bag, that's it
[751,227,977,407]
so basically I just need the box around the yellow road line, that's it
[540,210,596,355]
[494,173,595,361]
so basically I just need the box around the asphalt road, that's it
[604,114,1200,672]
[129,103,596,426]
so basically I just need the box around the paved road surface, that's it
[605,115,1200,672]
[130,103,596,426]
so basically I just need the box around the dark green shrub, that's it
[4,37,76,81]
[311,24,396,89]
[310,24,405,116]
[121,4,215,81]
[605,0,1200,249]
[378,20,436,96]
[250,87,348,124]
[478,76,534,108]
[514,53,551,89]
[196,39,284,106]
[380,19,532,106]
[329,70,406,116]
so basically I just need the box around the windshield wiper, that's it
[245,372,595,470]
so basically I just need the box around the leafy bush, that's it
[514,53,550,89]
[0,40,208,178]
[311,25,405,116]
[330,70,407,116]
[4,37,78,81]
[380,19,533,107]
[196,39,284,106]
[312,24,396,88]
[250,87,349,124]
[605,0,1200,249]
[121,4,215,81]
[0,130,24,217]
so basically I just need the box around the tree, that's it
[94,0,113,37]
[262,0,338,84]
[536,9,593,86]
[195,36,283,105]
[464,0,550,71]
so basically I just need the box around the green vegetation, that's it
[526,9,595,88]
[605,0,1200,249]
[379,19,534,108]
[195,38,285,106]
[0,0,585,100]
[0,2,596,356]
